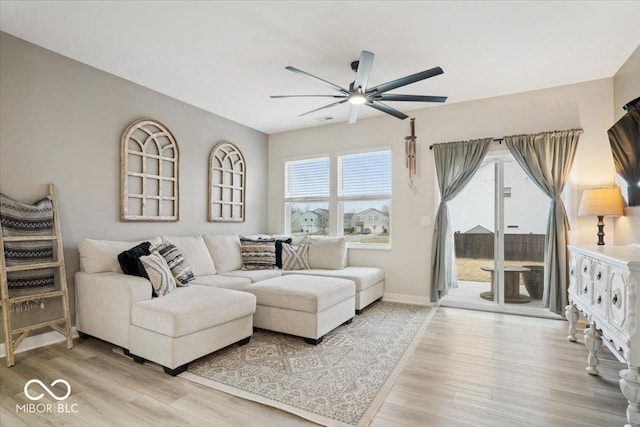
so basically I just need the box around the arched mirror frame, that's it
[120,118,179,221]
[208,141,246,222]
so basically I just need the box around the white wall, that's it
[612,44,640,246]
[268,78,617,302]
[0,33,268,335]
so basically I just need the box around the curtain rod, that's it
[429,138,503,150]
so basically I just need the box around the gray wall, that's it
[0,33,268,338]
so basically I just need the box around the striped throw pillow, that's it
[281,243,310,271]
[151,240,194,285]
[240,237,277,270]
[140,252,177,296]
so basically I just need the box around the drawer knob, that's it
[584,286,588,293]
[597,272,602,280]
[613,294,618,305]
[584,266,588,273]
[597,295,602,304]
[570,269,574,276]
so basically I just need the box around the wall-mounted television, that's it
[607,96,640,206]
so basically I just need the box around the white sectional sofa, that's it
[75,234,384,375]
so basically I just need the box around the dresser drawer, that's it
[578,256,592,299]
[609,268,629,334]
[592,261,609,317]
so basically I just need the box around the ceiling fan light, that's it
[349,93,367,105]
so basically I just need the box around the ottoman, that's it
[129,285,256,375]
[244,274,355,344]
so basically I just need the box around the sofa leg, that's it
[237,336,251,346]
[304,336,323,345]
[123,348,131,357]
[344,317,353,325]
[132,355,145,365]
[78,331,91,339]
[163,364,188,376]
[355,309,363,315]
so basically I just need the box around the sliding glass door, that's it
[443,152,549,316]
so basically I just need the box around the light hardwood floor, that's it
[1,307,628,426]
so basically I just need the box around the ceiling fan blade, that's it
[378,94,448,103]
[271,95,348,99]
[285,66,349,94]
[367,67,443,95]
[298,99,348,117]
[366,101,409,120]
[348,104,361,124]
[353,51,374,92]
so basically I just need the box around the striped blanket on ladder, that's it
[1,193,56,312]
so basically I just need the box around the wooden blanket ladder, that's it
[0,184,73,367]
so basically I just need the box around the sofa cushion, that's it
[162,235,216,276]
[151,240,195,285]
[202,234,242,273]
[282,266,384,292]
[117,242,152,279]
[281,242,310,270]
[221,269,283,283]
[190,274,251,290]
[240,237,277,270]
[140,252,177,297]
[131,286,256,337]
[79,237,161,274]
[244,275,354,314]
[307,237,347,269]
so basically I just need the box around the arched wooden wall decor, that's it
[120,119,179,221]
[209,141,245,222]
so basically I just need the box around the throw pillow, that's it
[151,240,194,285]
[117,242,152,279]
[160,235,216,276]
[140,252,177,297]
[240,237,277,270]
[275,238,293,269]
[307,237,348,269]
[281,243,310,271]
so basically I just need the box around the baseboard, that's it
[383,293,433,306]
[0,327,78,358]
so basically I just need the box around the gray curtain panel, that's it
[430,139,492,302]
[505,129,582,315]
[607,107,640,206]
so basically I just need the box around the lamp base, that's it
[596,215,605,246]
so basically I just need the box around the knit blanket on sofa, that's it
[0,193,56,311]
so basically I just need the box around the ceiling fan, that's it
[271,50,447,124]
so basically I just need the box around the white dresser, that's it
[566,245,640,427]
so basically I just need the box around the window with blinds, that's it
[283,150,391,246]
[338,150,391,246]
[285,157,330,237]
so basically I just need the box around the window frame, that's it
[283,147,392,249]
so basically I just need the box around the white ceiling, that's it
[1,1,640,134]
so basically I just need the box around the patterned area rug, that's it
[181,302,435,427]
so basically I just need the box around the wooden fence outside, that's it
[454,233,545,261]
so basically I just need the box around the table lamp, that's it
[578,188,625,245]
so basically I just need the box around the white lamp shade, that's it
[578,188,625,217]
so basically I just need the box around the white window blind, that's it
[285,157,330,199]
[338,151,391,198]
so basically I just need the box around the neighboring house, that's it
[297,209,329,234]
[463,225,493,234]
[347,208,389,234]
